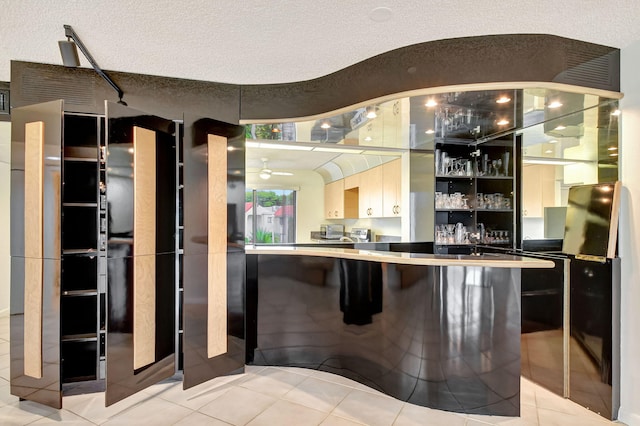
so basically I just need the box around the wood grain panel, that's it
[207,135,227,358]
[133,126,156,370]
[24,121,44,379]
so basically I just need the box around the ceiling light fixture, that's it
[59,24,126,105]
[496,119,509,126]
[545,149,553,154]
[258,158,293,179]
[425,129,435,134]
[612,109,621,116]
[313,147,365,154]
[258,169,271,180]
[523,157,592,166]
[425,99,437,108]
[554,125,566,130]
[610,152,619,157]
[547,101,563,109]
[366,106,378,119]
[320,122,331,129]
[259,158,273,180]
[549,140,558,144]
[608,146,618,151]
[245,141,313,151]
[496,96,511,104]
[364,136,372,142]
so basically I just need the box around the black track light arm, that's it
[63,24,126,105]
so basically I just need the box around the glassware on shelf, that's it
[435,192,471,209]
[502,152,510,176]
[435,223,473,245]
[483,230,510,244]
[475,192,511,209]
[455,222,465,244]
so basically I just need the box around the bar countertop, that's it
[246,245,554,269]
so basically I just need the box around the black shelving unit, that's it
[60,113,105,383]
[434,137,516,254]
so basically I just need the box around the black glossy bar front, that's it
[247,254,522,416]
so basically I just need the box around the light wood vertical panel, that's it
[207,135,227,358]
[24,121,44,379]
[133,126,156,370]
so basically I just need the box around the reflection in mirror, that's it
[244,86,619,245]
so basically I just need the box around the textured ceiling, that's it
[2,0,640,85]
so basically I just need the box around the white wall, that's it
[0,121,10,316]
[618,40,640,426]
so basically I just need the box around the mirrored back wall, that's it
[244,85,620,245]
[244,87,620,183]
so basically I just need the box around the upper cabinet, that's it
[522,164,556,218]
[358,166,383,218]
[324,179,344,219]
[325,159,403,220]
[382,159,402,217]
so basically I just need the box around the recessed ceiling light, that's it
[612,109,621,116]
[554,125,566,130]
[549,140,558,144]
[545,149,553,154]
[320,122,331,129]
[547,101,563,109]
[425,99,437,108]
[608,146,618,151]
[364,136,372,141]
[366,106,378,119]
[496,96,511,104]
[610,152,619,157]
[497,119,509,126]
[425,129,435,134]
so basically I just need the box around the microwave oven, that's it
[320,224,344,240]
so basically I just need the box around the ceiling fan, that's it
[258,158,293,180]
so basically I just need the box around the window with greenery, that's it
[245,189,296,244]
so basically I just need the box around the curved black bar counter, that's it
[246,247,553,416]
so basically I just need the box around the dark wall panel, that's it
[240,34,619,120]
[11,35,619,124]
[10,62,240,124]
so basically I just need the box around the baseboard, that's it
[618,407,640,425]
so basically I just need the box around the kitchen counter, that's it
[245,245,553,416]
[246,245,554,268]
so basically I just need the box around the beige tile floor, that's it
[0,315,625,425]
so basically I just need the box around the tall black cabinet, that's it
[10,100,246,409]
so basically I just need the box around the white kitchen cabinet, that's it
[324,179,344,219]
[358,166,383,218]
[522,164,555,217]
[382,159,402,217]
